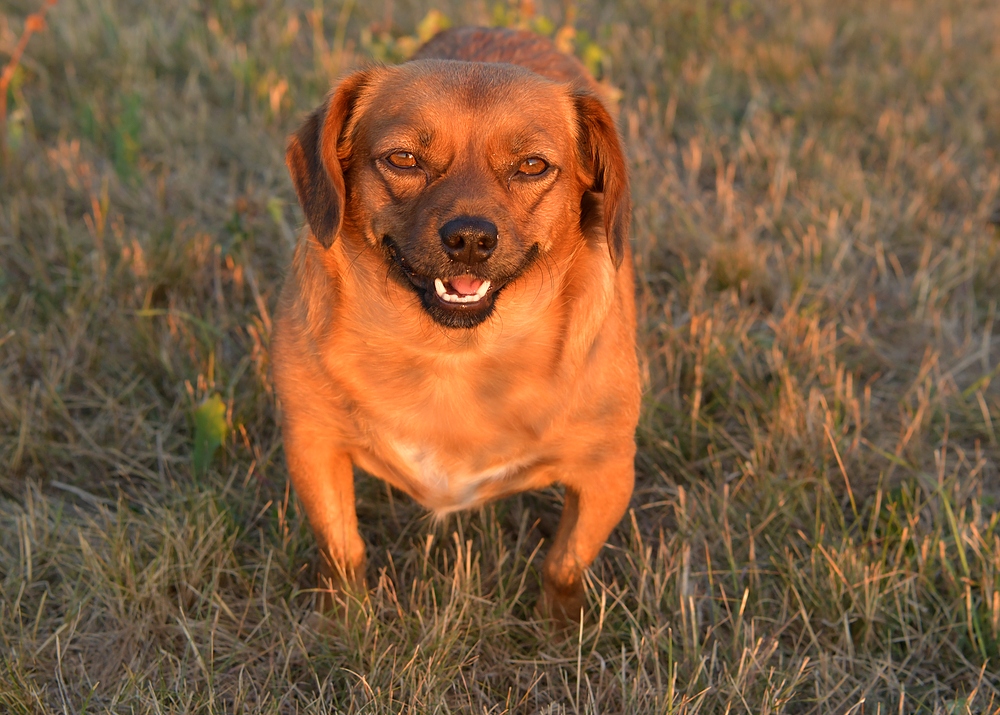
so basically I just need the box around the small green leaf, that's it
[267,196,285,226]
[416,10,450,42]
[531,16,555,36]
[192,394,228,476]
[582,42,607,79]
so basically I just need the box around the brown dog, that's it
[273,27,639,621]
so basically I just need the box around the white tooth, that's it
[435,278,490,305]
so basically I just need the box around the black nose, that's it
[439,217,498,265]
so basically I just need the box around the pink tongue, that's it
[449,275,483,296]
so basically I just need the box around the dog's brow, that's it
[508,128,558,156]
[373,126,435,154]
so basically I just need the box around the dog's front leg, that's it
[283,423,366,610]
[542,457,634,623]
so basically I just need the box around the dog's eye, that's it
[386,151,418,169]
[518,157,548,176]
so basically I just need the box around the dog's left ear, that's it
[572,89,631,268]
[286,69,376,248]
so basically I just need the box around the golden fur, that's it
[273,27,639,621]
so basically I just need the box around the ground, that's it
[1,0,999,712]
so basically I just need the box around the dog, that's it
[273,26,639,621]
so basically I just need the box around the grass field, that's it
[2,0,1000,711]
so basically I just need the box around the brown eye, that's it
[387,151,417,168]
[518,157,548,176]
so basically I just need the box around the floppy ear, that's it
[285,70,374,248]
[572,89,631,268]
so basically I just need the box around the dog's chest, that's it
[383,439,533,513]
[322,308,576,510]
[344,354,555,512]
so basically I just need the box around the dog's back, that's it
[413,27,600,92]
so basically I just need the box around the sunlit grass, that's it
[1,0,999,712]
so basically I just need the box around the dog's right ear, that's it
[285,70,375,248]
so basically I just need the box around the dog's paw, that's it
[302,607,336,634]
[537,582,587,629]
[314,559,368,617]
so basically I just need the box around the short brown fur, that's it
[273,27,640,622]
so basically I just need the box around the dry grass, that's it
[2,0,999,712]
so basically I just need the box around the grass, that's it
[1,0,999,711]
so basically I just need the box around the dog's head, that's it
[286,60,629,329]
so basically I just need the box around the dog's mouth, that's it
[433,275,492,304]
[382,236,537,329]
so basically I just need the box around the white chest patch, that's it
[389,440,528,514]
